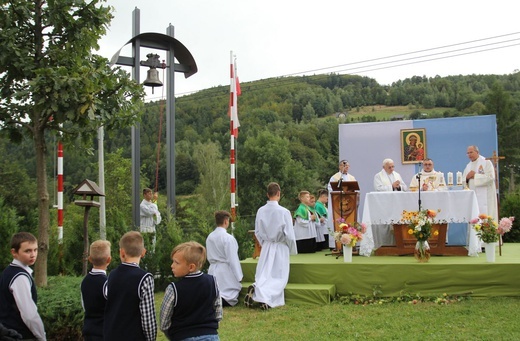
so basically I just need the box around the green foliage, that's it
[499,191,520,242]
[336,285,470,305]
[0,197,21,268]
[38,276,83,340]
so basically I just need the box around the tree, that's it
[0,0,144,286]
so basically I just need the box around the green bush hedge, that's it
[38,276,83,340]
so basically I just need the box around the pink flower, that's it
[340,234,352,245]
[498,217,515,235]
[470,218,479,224]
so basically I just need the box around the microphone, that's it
[337,176,342,189]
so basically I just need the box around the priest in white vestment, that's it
[463,145,498,221]
[409,158,441,191]
[327,160,356,248]
[374,158,407,192]
[372,158,407,247]
[206,210,243,306]
[245,182,297,309]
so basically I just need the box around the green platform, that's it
[240,244,520,305]
[240,282,336,305]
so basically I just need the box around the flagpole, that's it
[229,51,237,228]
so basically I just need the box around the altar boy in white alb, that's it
[463,145,498,220]
[206,210,243,306]
[245,182,297,310]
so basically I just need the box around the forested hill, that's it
[2,72,520,225]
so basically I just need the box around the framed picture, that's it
[400,128,426,164]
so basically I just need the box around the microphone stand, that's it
[416,172,422,211]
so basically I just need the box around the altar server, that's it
[206,210,243,306]
[245,182,297,310]
[374,158,407,192]
[409,158,440,191]
[293,191,318,253]
[463,145,498,220]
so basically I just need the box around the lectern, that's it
[329,181,360,252]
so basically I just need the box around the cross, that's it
[486,150,505,256]
[486,150,505,191]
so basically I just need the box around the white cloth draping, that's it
[206,227,243,306]
[359,190,480,257]
[253,200,297,308]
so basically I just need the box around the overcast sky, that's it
[98,0,520,100]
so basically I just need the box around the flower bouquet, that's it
[333,218,366,262]
[333,218,366,247]
[471,214,499,243]
[471,214,514,247]
[400,209,440,262]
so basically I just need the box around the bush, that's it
[500,192,520,242]
[38,276,83,340]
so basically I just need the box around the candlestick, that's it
[447,172,453,186]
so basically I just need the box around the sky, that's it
[97,0,520,100]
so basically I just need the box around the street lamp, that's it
[110,7,197,228]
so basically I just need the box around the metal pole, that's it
[166,24,176,214]
[131,8,141,228]
[98,126,106,240]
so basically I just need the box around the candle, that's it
[439,172,446,186]
[456,171,463,185]
[447,172,453,185]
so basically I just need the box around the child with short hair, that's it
[293,191,318,253]
[81,240,111,341]
[315,189,329,250]
[103,231,156,341]
[206,210,243,307]
[160,241,222,341]
[0,232,46,340]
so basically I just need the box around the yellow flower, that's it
[408,229,414,235]
[433,230,439,236]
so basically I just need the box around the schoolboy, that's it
[103,231,156,341]
[160,241,222,341]
[81,240,111,341]
[206,210,243,306]
[0,232,46,340]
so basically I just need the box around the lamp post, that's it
[110,8,197,228]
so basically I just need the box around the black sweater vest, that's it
[0,264,38,339]
[81,271,107,337]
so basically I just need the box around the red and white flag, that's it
[229,53,241,138]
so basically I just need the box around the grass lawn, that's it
[154,293,520,340]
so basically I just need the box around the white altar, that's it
[359,190,480,257]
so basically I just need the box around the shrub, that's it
[38,276,83,340]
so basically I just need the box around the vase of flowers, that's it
[333,219,366,263]
[472,214,514,262]
[401,209,440,262]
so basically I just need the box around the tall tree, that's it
[0,0,144,285]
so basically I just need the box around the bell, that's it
[143,68,163,93]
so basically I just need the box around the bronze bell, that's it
[143,68,163,94]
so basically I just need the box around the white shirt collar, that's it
[11,259,33,275]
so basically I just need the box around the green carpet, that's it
[241,243,520,299]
